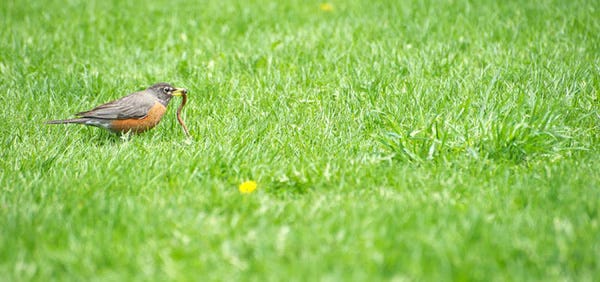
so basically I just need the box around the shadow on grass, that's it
[45,124,125,145]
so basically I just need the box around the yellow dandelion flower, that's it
[319,3,334,12]
[239,180,257,194]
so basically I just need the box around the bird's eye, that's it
[163,87,172,93]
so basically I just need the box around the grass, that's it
[1,0,599,280]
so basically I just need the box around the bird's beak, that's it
[172,88,188,96]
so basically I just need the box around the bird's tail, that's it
[46,118,90,124]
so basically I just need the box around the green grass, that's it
[1,0,599,280]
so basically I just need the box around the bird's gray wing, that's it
[76,92,156,120]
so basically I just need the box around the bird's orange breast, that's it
[110,102,167,134]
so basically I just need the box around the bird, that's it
[46,83,187,134]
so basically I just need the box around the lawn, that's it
[1,0,599,280]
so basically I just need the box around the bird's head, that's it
[149,82,187,105]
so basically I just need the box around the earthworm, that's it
[177,92,191,138]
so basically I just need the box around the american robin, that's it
[46,83,187,134]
